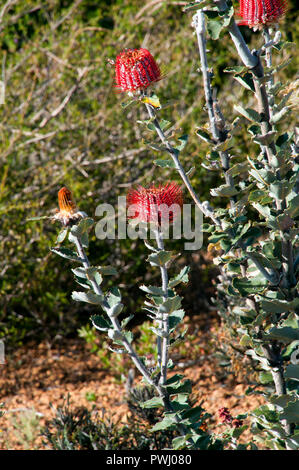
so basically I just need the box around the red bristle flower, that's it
[127,182,183,225]
[236,0,287,28]
[115,48,162,93]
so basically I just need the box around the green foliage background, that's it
[0,0,298,345]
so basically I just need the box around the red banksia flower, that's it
[115,48,162,93]
[236,0,287,28]
[127,182,183,225]
[53,187,87,226]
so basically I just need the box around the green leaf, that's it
[280,399,299,423]
[51,247,81,262]
[72,291,104,305]
[224,65,249,74]
[106,287,122,308]
[169,309,185,332]
[232,277,268,296]
[210,184,239,197]
[234,105,261,123]
[147,250,173,267]
[154,159,176,168]
[169,266,190,288]
[27,215,50,222]
[97,265,118,276]
[285,365,299,382]
[265,327,299,344]
[287,194,299,218]
[151,414,178,432]
[70,217,94,237]
[140,397,164,409]
[166,374,192,395]
[234,73,255,92]
[174,134,188,152]
[91,314,112,331]
[140,285,165,296]
[260,299,299,314]
[159,295,182,314]
[196,127,213,143]
[183,0,211,12]
[56,229,69,243]
[259,371,273,384]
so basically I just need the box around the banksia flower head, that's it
[53,187,87,226]
[127,182,183,226]
[115,48,162,93]
[236,0,287,28]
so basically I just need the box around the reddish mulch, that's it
[0,315,265,450]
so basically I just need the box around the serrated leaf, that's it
[147,250,173,267]
[91,314,112,331]
[56,228,69,243]
[232,277,268,296]
[51,247,81,262]
[140,285,165,296]
[140,396,164,409]
[70,217,94,237]
[210,184,239,197]
[234,105,261,123]
[169,309,185,332]
[174,134,188,152]
[151,414,178,432]
[159,295,182,314]
[265,327,299,344]
[280,399,299,423]
[285,365,299,382]
[234,73,255,91]
[154,159,177,168]
[196,127,213,143]
[72,291,104,305]
[169,266,190,288]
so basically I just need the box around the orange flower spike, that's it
[58,187,77,214]
[54,187,87,226]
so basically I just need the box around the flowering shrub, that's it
[28,0,298,451]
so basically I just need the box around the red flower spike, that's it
[236,0,287,28]
[115,48,162,93]
[127,182,183,225]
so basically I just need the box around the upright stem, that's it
[262,26,274,118]
[193,10,235,208]
[154,228,169,386]
[143,100,220,226]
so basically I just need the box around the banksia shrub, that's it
[115,48,162,92]
[236,0,287,28]
[126,182,183,225]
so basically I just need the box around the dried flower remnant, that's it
[236,0,287,28]
[53,187,87,226]
[218,407,243,428]
[115,48,162,93]
[127,182,183,226]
